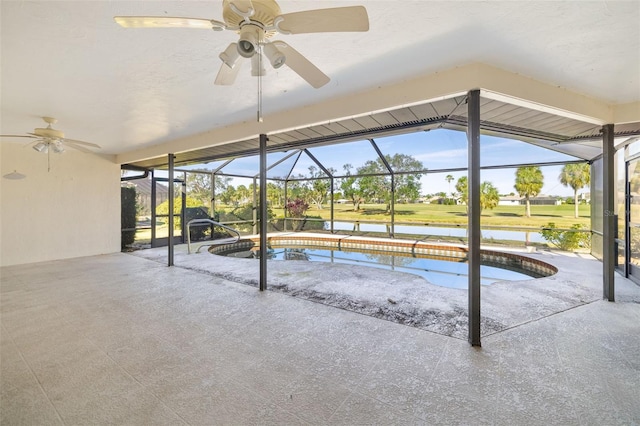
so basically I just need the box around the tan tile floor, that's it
[1,252,639,425]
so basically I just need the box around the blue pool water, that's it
[225,246,536,289]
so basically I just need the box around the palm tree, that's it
[480,181,500,211]
[559,163,590,218]
[455,177,500,213]
[235,184,251,206]
[455,176,468,207]
[514,166,544,218]
[445,174,454,198]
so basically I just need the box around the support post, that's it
[210,172,216,218]
[253,177,258,235]
[259,134,268,291]
[180,173,186,244]
[390,174,395,238]
[211,172,216,236]
[369,139,394,238]
[168,153,175,267]
[624,157,631,278]
[467,90,481,346]
[603,124,615,301]
[151,169,156,244]
[284,181,288,231]
[330,177,335,234]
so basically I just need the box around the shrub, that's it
[540,222,591,251]
[121,186,137,249]
[285,198,309,218]
[217,205,275,233]
[284,199,310,231]
[273,214,326,232]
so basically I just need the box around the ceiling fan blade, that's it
[273,41,329,88]
[274,6,369,35]
[63,138,101,149]
[0,134,36,139]
[114,16,226,30]
[214,61,243,85]
[63,141,94,153]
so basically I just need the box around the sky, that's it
[170,128,587,197]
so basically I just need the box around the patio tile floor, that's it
[1,252,639,425]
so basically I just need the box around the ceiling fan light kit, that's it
[219,43,241,68]
[32,140,65,154]
[33,141,48,152]
[52,140,65,154]
[263,42,285,68]
[237,24,261,58]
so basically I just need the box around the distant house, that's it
[425,196,445,204]
[527,195,561,206]
[424,196,462,205]
[499,195,561,206]
[499,195,522,206]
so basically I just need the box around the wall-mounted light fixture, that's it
[3,170,26,180]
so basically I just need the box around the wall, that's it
[0,142,120,266]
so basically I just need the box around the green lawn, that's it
[133,202,590,247]
[269,203,590,229]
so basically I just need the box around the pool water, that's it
[224,246,536,289]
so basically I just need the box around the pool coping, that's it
[209,232,558,279]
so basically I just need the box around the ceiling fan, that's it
[0,117,101,170]
[1,117,101,153]
[114,0,369,89]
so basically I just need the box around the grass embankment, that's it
[133,203,590,246]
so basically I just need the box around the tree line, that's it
[199,153,425,213]
[512,163,590,218]
[175,157,590,219]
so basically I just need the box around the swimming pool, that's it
[210,234,556,289]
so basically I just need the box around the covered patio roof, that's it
[126,91,640,170]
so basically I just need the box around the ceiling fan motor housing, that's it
[34,127,64,140]
[224,0,280,59]
[222,0,281,29]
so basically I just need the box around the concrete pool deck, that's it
[131,232,640,339]
[2,247,639,424]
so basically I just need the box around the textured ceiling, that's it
[1,1,639,159]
